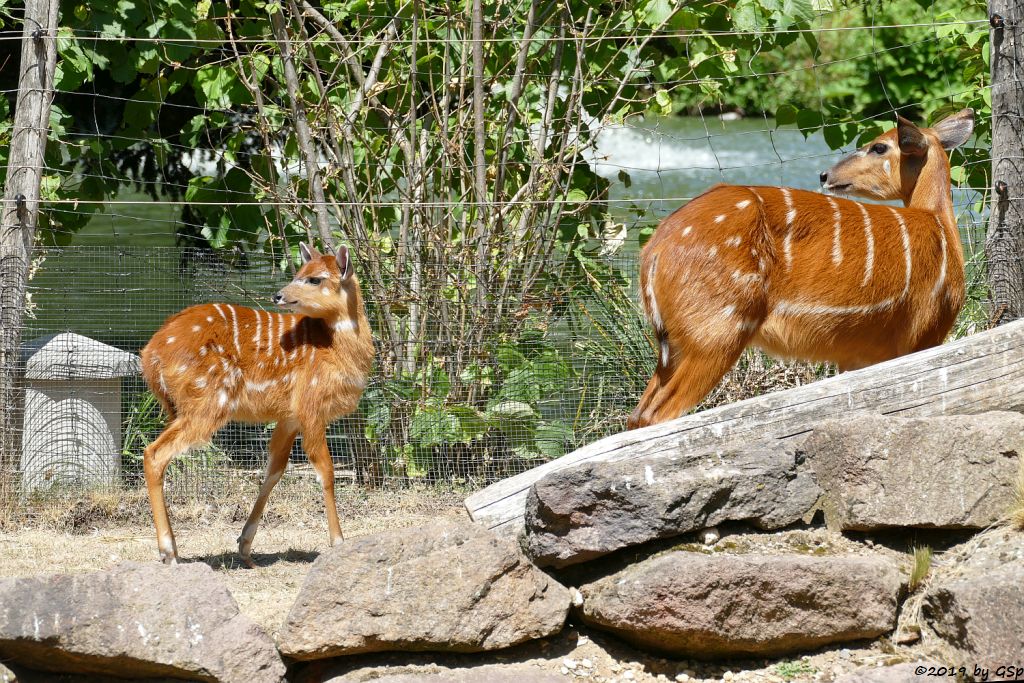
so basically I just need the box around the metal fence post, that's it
[0,0,60,496]
[987,0,1024,325]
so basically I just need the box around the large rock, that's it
[277,520,570,659]
[801,412,1024,531]
[522,443,820,567]
[0,562,285,682]
[835,663,945,683]
[922,529,1024,669]
[577,551,902,658]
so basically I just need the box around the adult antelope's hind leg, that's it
[237,420,299,567]
[301,422,344,547]
[629,330,754,429]
[143,416,219,564]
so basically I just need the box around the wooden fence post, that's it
[987,0,1024,325]
[0,0,60,495]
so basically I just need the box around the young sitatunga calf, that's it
[629,108,974,429]
[140,243,373,565]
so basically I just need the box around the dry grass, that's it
[697,351,834,412]
[907,546,932,592]
[0,481,468,636]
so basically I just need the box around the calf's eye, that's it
[870,143,889,155]
[308,277,322,285]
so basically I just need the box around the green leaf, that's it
[795,108,824,136]
[775,104,798,126]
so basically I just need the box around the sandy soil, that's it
[0,486,950,683]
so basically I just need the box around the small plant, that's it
[774,659,817,680]
[908,545,933,592]
[1010,462,1024,531]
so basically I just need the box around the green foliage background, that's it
[0,0,991,482]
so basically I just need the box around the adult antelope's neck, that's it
[905,147,957,235]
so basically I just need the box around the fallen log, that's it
[465,319,1024,537]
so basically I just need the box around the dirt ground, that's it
[0,484,947,683]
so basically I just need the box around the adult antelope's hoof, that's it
[239,553,258,569]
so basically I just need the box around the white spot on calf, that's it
[735,200,751,210]
[217,390,228,407]
[166,337,175,344]
[206,316,213,323]
[320,287,331,296]
[191,325,201,333]
[714,214,726,223]
[725,235,742,247]
[883,159,891,174]
[682,226,692,237]
[194,377,207,389]
[333,319,357,332]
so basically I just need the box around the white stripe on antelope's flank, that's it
[782,187,796,225]
[827,196,842,266]
[213,303,227,322]
[660,339,670,367]
[933,218,949,298]
[227,305,241,354]
[646,255,663,331]
[775,297,894,317]
[266,312,274,354]
[253,309,262,348]
[781,188,795,270]
[858,203,875,286]
[277,315,285,355]
[889,207,912,298]
[736,199,751,210]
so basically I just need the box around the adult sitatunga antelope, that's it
[140,243,373,565]
[628,108,974,429]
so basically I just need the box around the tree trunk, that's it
[465,319,1024,536]
[0,0,60,495]
[987,0,1024,325]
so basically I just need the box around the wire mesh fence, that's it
[0,0,1016,516]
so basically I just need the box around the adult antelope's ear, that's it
[337,246,352,281]
[299,242,318,264]
[932,108,975,150]
[896,115,928,157]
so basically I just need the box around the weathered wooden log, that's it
[465,319,1024,536]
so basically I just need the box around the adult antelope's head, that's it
[819,108,974,204]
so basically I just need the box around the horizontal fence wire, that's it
[0,0,1014,514]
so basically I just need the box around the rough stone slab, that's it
[523,443,820,567]
[835,663,945,683]
[578,551,902,658]
[801,412,1024,531]
[278,520,570,660]
[0,562,285,682]
[922,529,1024,669]
[327,667,564,683]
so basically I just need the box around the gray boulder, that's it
[522,443,820,567]
[922,529,1024,669]
[801,412,1024,531]
[835,663,945,683]
[0,562,285,682]
[277,520,570,659]
[578,551,902,658]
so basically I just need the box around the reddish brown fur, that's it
[140,243,373,564]
[629,109,974,429]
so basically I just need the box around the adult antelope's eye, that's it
[870,143,889,155]
[307,277,322,286]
